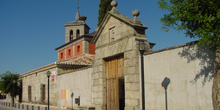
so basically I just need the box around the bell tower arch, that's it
[64,6,90,43]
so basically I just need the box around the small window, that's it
[74,42,82,57]
[68,49,71,56]
[77,46,80,53]
[70,30,73,41]
[76,30,80,38]
[61,53,64,59]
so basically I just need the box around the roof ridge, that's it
[56,54,94,66]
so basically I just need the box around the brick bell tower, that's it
[55,5,95,61]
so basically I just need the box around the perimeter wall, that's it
[144,43,215,110]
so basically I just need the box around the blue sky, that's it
[0,0,197,74]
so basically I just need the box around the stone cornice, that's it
[55,38,85,52]
[55,36,93,52]
[19,62,57,78]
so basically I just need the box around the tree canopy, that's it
[158,0,220,50]
[0,71,19,97]
[98,0,112,26]
[158,0,220,109]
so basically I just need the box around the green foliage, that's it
[158,0,220,50]
[0,71,19,97]
[98,0,112,26]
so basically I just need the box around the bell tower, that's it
[55,0,95,61]
[64,1,90,43]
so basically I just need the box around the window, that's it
[74,42,82,57]
[66,47,73,59]
[77,46,80,53]
[28,86,32,101]
[61,53,64,59]
[68,49,71,56]
[76,29,80,38]
[40,84,46,101]
[59,50,65,61]
[70,30,73,41]
[109,26,115,42]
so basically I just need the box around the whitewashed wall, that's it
[144,44,215,110]
[57,67,93,109]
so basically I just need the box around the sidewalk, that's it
[0,99,71,110]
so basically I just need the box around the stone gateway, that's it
[18,1,214,110]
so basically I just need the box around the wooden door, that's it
[106,56,124,110]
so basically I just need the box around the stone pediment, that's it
[91,11,148,44]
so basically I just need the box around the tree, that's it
[158,0,220,109]
[98,0,112,26]
[0,71,20,104]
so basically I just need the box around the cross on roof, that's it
[76,0,80,9]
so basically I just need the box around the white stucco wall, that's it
[57,67,93,108]
[144,45,215,110]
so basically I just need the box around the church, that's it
[18,1,214,110]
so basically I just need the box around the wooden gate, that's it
[106,56,125,110]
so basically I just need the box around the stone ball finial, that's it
[132,9,140,17]
[132,9,141,24]
[111,0,118,7]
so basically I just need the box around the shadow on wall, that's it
[178,42,215,85]
[161,77,170,110]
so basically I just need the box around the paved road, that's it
[0,99,70,110]
[0,105,18,110]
